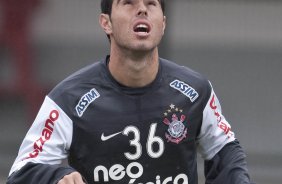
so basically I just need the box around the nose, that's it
[137,2,148,16]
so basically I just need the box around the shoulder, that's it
[47,59,106,106]
[160,58,211,94]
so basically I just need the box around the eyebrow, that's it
[116,0,161,5]
[116,0,131,4]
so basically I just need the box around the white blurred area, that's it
[32,0,282,48]
[32,0,105,44]
[169,1,282,49]
[1,0,282,183]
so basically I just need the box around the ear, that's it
[162,16,166,35]
[99,14,113,35]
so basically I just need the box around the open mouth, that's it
[134,23,150,34]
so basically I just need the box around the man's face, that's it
[102,0,166,52]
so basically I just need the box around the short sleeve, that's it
[197,84,235,160]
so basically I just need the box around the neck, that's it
[108,48,159,88]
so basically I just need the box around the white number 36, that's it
[123,123,164,160]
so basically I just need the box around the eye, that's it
[123,0,132,5]
[148,0,157,6]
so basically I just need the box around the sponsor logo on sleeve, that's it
[170,79,199,102]
[210,94,234,138]
[23,110,59,160]
[76,88,100,117]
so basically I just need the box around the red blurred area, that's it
[0,0,46,121]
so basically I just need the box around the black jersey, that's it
[8,57,236,184]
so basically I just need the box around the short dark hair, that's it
[101,0,166,15]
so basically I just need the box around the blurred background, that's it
[0,0,281,183]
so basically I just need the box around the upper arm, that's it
[197,83,235,160]
[9,96,73,176]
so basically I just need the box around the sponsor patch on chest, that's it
[170,79,199,102]
[76,88,100,117]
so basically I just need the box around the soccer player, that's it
[7,0,255,183]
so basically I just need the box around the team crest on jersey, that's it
[163,104,187,144]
